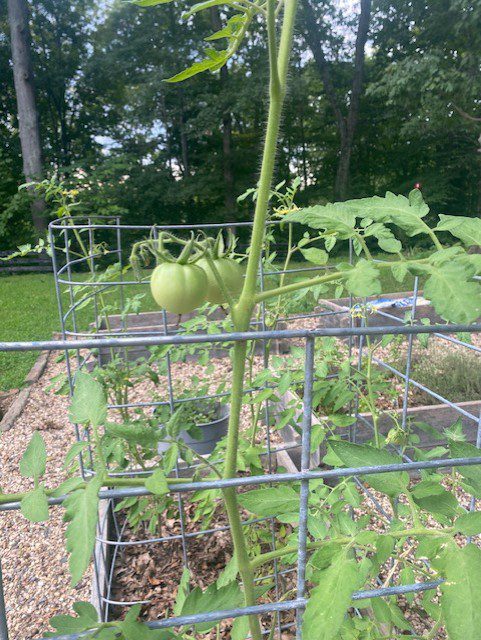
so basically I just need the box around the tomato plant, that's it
[2,0,481,639]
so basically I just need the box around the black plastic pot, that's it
[157,402,229,456]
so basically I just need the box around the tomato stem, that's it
[220,2,299,639]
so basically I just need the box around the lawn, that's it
[0,255,424,391]
[0,272,159,391]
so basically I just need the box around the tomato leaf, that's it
[284,204,356,239]
[145,469,169,496]
[47,601,98,635]
[237,486,299,517]
[300,247,328,265]
[454,511,481,535]
[436,215,481,247]
[328,440,409,497]
[343,189,430,238]
[181,581,243,632]
[303,551,361,640]
[69,371,107,427]
[441,544,481,640]
[342,259,381,297]
[21,485,49,522]
[19,431,47,482]
[231,615,249,640]
[64,477,102,586]
[422,262,481,323]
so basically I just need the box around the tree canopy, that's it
[1,0,480,248]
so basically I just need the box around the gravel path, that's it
[0,354,91,640]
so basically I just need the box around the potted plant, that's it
[157,397,229,456]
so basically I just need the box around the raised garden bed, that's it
[276,388,481,473]
[93,310,290,365]
[316,290,448,332]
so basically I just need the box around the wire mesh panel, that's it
[1,218,481,639]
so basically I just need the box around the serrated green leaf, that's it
[371,597,390,623]
[21,485,49,522]
[441,544,481,640]
[328,440,409,497]
[436,215,481,247]
[343,190,430,238]
[69,371,107,427]
[120,604,169,639]
[374,535,394,565]
[145,469,169,496]
[231,615,249,640]
[182,0,231,19]
[216,554,238,588]
[284,204,356,239]
[162,443,179,475]
[342,259,381,297]
[64,477,102,586]
[48,601,98,635]
[51,477,85,498]
[363,223,402,253]
[303,551,361,640]
[63,441,89,470]
[205,14,245,41]
[412,486,458,518]
[454,511,481,535]
[301,247,328,265]
[173,567,190,616]
[166,50,228,83]
[181,581,243,632]
[423,262,481,323]
[238,486,299,517]
[19,431,47,482]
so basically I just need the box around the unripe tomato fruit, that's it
[150,262,207,314]
[197,257,243,304]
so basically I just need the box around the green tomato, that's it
[150,262,207,314]
[197,257,243,304]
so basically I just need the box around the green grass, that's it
[0,273,62,391]
[0,273,158,391]
[0,253,427,391]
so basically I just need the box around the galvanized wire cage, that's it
[1,217,481,640]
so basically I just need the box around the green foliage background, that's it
[1,0,481,248]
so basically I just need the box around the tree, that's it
[370,0,481,215]
[302,0,371,200]
[7,0,46,235]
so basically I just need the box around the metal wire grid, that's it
[0,217,480,639]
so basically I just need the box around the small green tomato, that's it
[150,262,207,314]
[197,256,243,304]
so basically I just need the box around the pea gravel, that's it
[0,353,91,640]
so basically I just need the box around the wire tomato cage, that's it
[0,216,481,639]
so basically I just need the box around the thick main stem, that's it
[221,2,298,639]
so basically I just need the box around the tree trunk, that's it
[210,8,236,220]
[179,91,190,177]
[302,0,371,200]
[335,138,351,201]
[220,69,236,217]
[8,0,46,236]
